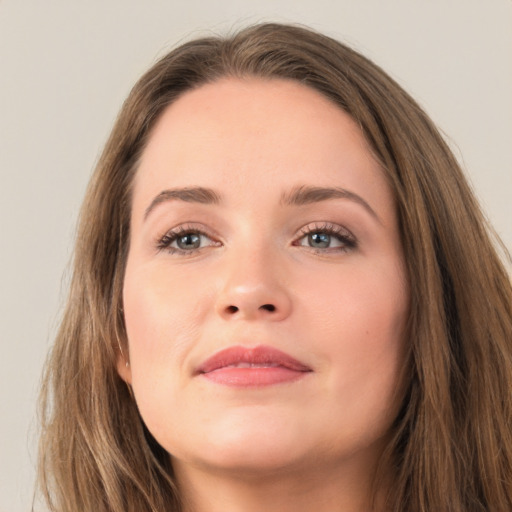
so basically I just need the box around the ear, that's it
[116,354,132,385]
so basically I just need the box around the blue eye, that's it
[157,223,356,255]
[175,233,203,250]
[296,223,356,252]
[157,228,218,254]
[307,232,334,249]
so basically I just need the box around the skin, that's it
[118,78,409,512]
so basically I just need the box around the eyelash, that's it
[294,222,357,254]
[156,222,357,255]
[156,224,217,255]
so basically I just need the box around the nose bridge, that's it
[215,239,292,321]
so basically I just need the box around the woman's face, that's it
[120,78,409,477]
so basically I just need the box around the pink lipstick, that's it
[197,345,312,387]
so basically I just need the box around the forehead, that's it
[132,77,394,220]
[140,77,374,166]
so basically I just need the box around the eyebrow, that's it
[144,187,221,220]
[143,184,380,223]
[280,185,380,222]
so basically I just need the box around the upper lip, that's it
[196,345,312,374]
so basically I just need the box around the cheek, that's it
[122,260,211,390]
[122,261,211,443]
[305,272,406,453]
[297,258,408,397]
[299,257,407,339]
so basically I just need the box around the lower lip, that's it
[200,367,310,387]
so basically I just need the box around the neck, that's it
[173,452,389,512]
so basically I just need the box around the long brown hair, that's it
[37,23,512,511]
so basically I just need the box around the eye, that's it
[174,232,204,250]
[294,223,357,253]
[157,226,220,255]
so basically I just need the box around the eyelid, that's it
[296,221,355,240]
[155,223,221,254]
[293,222,358,252]
[153,220,357,256]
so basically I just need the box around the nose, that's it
[215,248,293,322]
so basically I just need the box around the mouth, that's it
[196,345,313,387]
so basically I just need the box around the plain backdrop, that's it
[0,1,511,510]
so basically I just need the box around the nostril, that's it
[260,304,276,312]
[226,305,239,314]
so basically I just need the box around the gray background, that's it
[1,1,511,510]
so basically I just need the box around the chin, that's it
[167,414,313,476]
[182,443,308,479]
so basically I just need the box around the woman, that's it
[37,23,512,512]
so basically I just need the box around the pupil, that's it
[309,232,330,248]
[177,233,200,249]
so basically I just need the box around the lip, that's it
[196,345,312,387]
